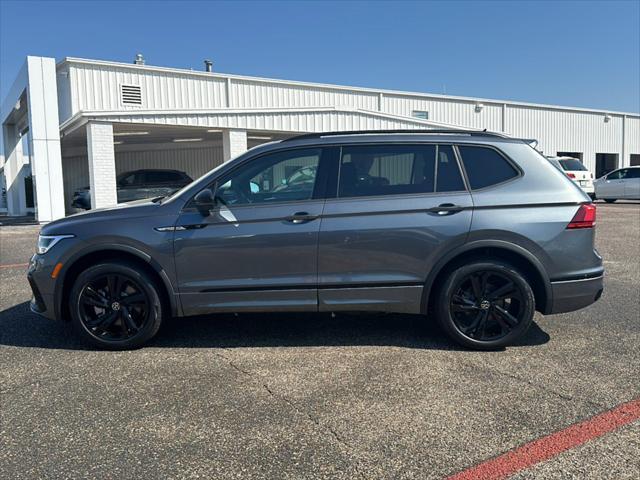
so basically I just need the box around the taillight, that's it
[567,203,596,229]
[566,173,576,179]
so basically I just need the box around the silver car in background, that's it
[594,166,640,202]
[28,130,603,351]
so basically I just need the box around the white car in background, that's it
[594,166,640,202]
[546,156,594,198]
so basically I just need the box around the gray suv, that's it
[28,130,604,350]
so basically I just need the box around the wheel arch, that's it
[55,245,179,321]
[422,241,552,315]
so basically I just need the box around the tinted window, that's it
[144,171,183,184]
[338,145,435,198]
[118,173,137,186]
[559,159,587,171]
[215,148,321,206]
[436,145,465,192]
[607,169,625,180]
[458,146,519,189]
[626,168,640,179]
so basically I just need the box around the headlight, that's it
[37,234,75,254]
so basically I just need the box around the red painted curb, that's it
[0,263,28,269]
[446,398,640,480]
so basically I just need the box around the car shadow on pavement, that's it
[0,301,550,351]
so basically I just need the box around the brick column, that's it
[86,121,117,209]
[222,129,247,162]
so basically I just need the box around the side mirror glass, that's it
[193,188,215,214]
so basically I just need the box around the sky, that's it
[1,0,639,113]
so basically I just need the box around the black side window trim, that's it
[454,143,523,191]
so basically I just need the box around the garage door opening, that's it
[631,154,640,166]
[595,153,618,178]
[557,151,583,161]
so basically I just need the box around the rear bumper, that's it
[549,273,604,314]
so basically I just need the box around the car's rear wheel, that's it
[435,261,535,350]
[69,262,164,350]
[604,198,616,203]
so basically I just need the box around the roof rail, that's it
[282,129,512,142]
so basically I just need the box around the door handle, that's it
[285,212,318,224]
[429,203,463,216]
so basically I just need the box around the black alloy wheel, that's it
[450,271,525,341]
[78,273,150,341]
[70,262,164,349]
[435,261,535,350]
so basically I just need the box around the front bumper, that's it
[549,273,604,314]
[28,255,60,320]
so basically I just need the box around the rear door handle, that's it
[429,203,463,216]
[285,212,318,224]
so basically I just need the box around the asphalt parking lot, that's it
[1,202,638,479]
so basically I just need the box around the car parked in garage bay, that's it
[72,169,192,209]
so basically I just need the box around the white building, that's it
[2,55,639,222]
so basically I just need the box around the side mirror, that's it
[193,188,215,215]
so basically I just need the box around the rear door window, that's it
[457,146,519,190]
[436,145,465,192]
[338,145,436,198]
[625,168,640,179]
[336,144,465,198]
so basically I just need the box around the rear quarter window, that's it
[458,146,519,190]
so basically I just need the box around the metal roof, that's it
[57,57,639,118]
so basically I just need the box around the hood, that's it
[41,199,162,235]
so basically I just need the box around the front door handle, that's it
[429,203,463,216]
[285,212,318,224]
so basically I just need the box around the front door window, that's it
[216,149,321,206]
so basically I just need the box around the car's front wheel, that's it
[435,261,535,350]
[69,261,164,350]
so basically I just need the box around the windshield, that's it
[559,159,587,171]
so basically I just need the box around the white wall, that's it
[57,58,639,175]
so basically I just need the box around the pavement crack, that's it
[465,359,605,410]
[213,349,369,480]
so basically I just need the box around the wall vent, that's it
[121,84,142,105]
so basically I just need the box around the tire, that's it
[434,260,535,350]
[69,261,164,350]
[604,199,616,203]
